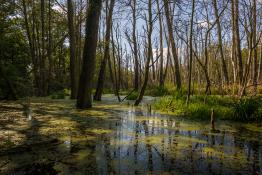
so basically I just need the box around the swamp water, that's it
[0,96,261,175]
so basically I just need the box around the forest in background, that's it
[0,0,262,119]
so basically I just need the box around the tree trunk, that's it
[212,0,229,85]
[134,0,153,106]
[40,0,48,96]
[94,0,115,101]
[163,0,181,90]
[67,0,78,99]
[252,0,258,94]
[131,0,139,91]
[156,0,164,88]
[111,29,121,101]
[76,0,102,109]
[232,0,243,86]
[186,0,195,105]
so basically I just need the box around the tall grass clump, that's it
[233,97,262,121]
[153,93,252,121]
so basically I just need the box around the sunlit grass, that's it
[153,94,262,121]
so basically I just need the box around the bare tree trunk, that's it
[252,0,258,94]
[156,0,164,88]
[232,0,243,88]
[77,0,102,109]
[94,0,115,101]
[47,0,53,94]
[134,0,153,106]
[67,0,78,99]
[111,29,121,101]
[258,44,262,82]
[163,0,181,90]
[212,0,229,85]
[131,0,139,91]
[186,0,195,105]
[22,0,39,96]
[40,0,47,96]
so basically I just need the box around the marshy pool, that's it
[0,96,261,175]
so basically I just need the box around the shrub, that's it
[233,97,262,121]
[187,103,210,120]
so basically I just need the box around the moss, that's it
[86,128,113,135]
[175,135,207,144]
[243,123,262,132]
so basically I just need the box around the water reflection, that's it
[96,106,262,175]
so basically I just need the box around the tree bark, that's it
[40,0,48,96]
[134,0,153,106]
[212,0,229,85]
[252,0,258,94]
[156,0,164,88]
[76,0,102,109]
[94,0,115,101]
[131,0,139,91]
[186,0,195,105]
[67,0,78,99]
[163,0,181,90]
[232,0,243,85]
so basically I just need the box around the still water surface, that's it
[96,104,262,175]
[0,97,261,175]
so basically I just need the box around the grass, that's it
[153,93,262,121]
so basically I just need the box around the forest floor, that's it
[0,95,261,174]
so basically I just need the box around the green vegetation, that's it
[154,93,262,121]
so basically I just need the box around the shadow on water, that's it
[0,96,261,175]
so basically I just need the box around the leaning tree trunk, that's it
[94,0,115,101]
[134,0,153,106]
[76,0,102,109]
[163,0,181,90]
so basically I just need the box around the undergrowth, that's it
[154,93,262,121]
